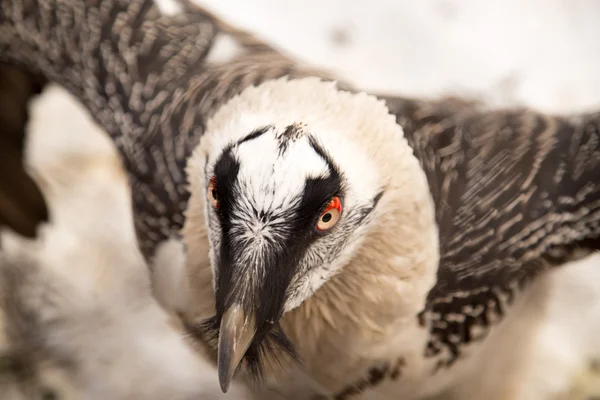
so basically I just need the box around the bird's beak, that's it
[217,304,257,393]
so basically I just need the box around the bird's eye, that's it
[317,196,342,232]
[207,176,219,209]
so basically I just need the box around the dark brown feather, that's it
[0,63,48,239]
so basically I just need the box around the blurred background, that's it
[16,0,600,398]
[201,0,600,114]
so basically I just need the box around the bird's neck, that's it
[178,77,440,394]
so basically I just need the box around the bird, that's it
[1,1,600,399]
[0,64,49,240]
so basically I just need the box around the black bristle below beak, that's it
[182,312,301,387]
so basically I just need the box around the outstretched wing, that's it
[0,64,48,239]
[382,94,600,367]
[0,0,220,252]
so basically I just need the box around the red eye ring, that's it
[207,176,219,209]
[317,196,342,231]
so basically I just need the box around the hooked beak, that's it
[217,304,257,393]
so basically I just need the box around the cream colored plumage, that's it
[1,1,599,399]
[181,77,440,399]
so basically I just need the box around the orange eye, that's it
[317,196,342,232]
[207,177,219,209]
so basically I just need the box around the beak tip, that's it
[216,304,256,394]
[219,377,231,394]
[217,355,233,393]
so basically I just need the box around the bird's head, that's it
[183,77,434,392]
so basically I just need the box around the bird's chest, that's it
[269,276,552,400]
[261,318,460,400]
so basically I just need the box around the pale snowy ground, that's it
[11,0,600,398]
